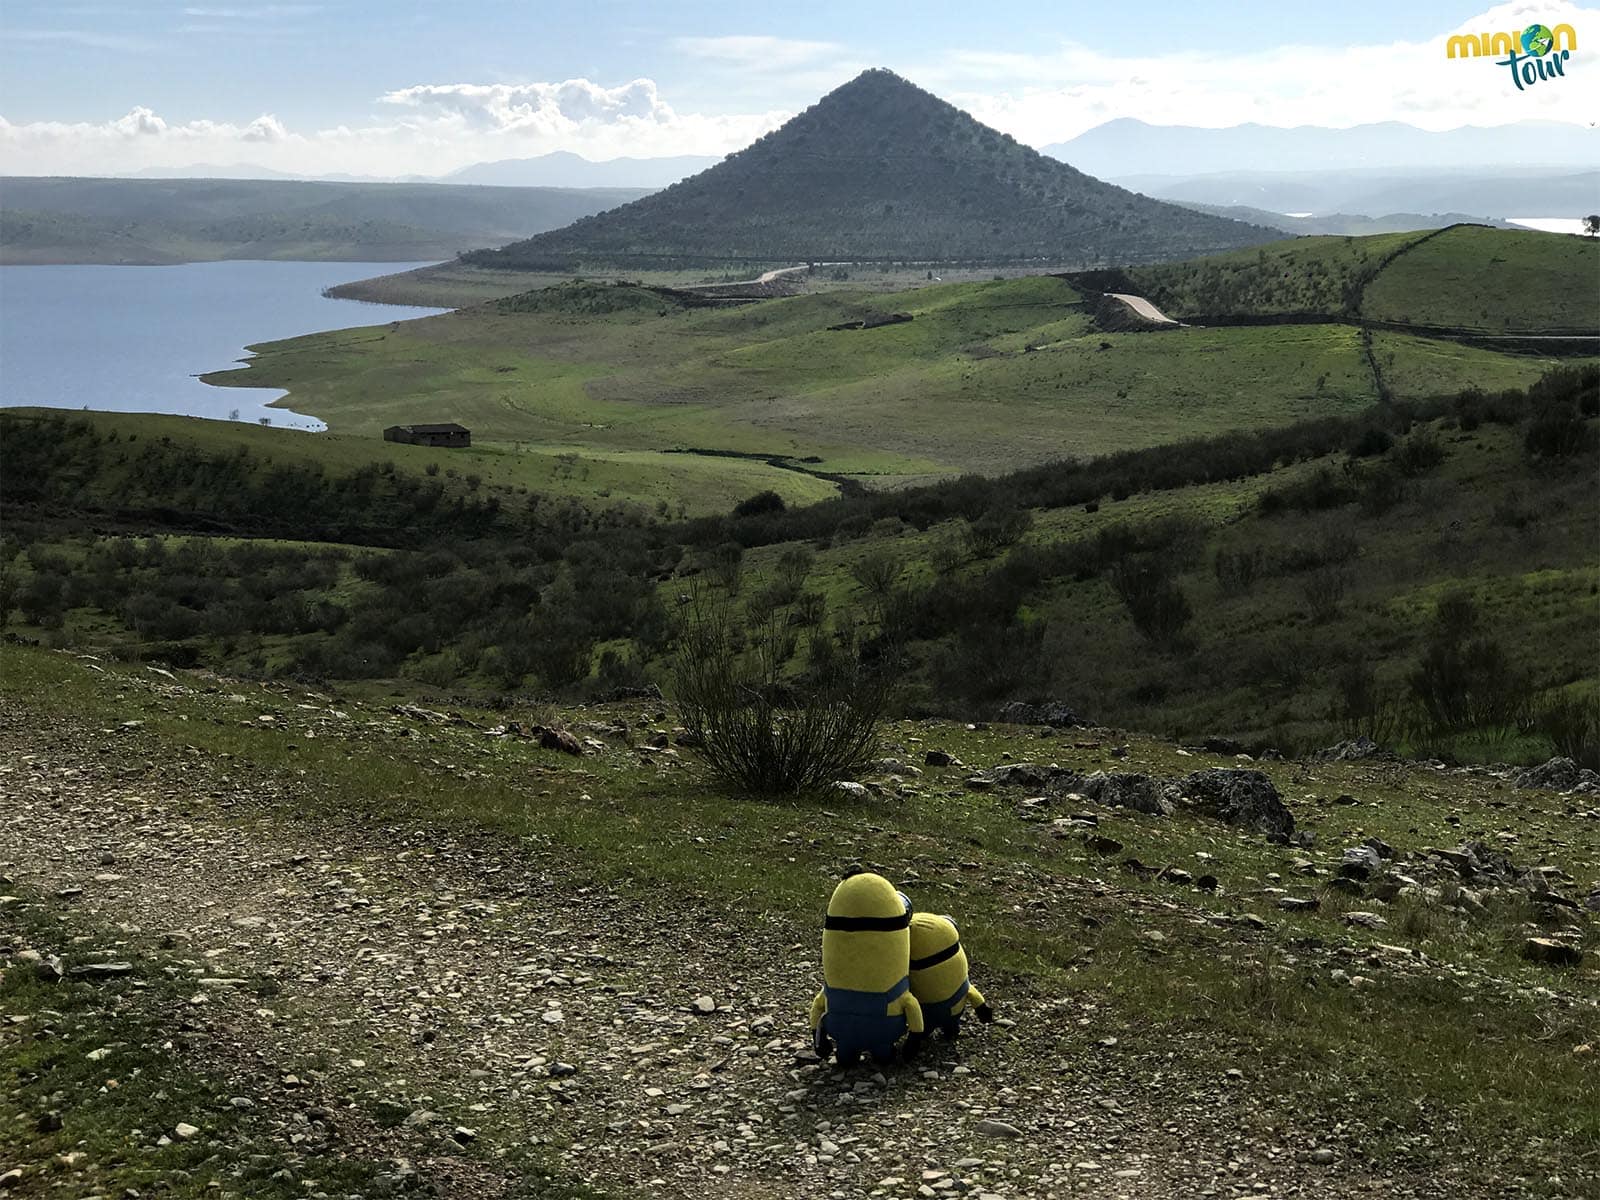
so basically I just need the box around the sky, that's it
[1,0,1594,177]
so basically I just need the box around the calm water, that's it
[0,260,447,431]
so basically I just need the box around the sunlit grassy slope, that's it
[202,274,1578,490]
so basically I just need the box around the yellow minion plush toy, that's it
[809,872,925,1065]
[908,912,993,1038]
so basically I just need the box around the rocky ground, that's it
[2,652,1595,1199]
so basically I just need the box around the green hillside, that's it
[465,69,1277,270]
[1361,225,1600,332]
[193,273,1579,489]
[0,176,648,264]
[1107,225,1600,333]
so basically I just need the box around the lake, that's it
[0,260,447,431]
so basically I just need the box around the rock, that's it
[1176,769,1294,836]
[531,725,584,756]
[451,1126,477,1144]
[1081,834,1124,855]
[924,749,956,767]
[35,956,63,983]
[70,961,134,981]
[1080,771,1173,817]
[1332,793,1360,806]
[172,1122,200,1140]
[1339,846,1382,880]
[1308,1148,1335,1165]
[0,1169,21,1189]
[831,781,870,799]
[1319,737,1384,761]
[1514,757,1581,791]
[1328,878,1365,896]
[1342,911,1387,929]
[1196,874,1219,892]
[36,1112,61,1133]
[692,995,717,1014]
[1522,938,1583,967]
[973,763,1076,791]
[996,700,1083,728]
[1159,867,1194,886]
[1277,897,1320,912]
[1201,736,1245,755]
[973,1119,1023,1138]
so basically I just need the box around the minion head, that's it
[909,912,961,962]
[822,872,912,993]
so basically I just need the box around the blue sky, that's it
[2,1,1592,175]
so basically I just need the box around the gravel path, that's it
[0,707,1507,1199]
[1105,294,1179,326]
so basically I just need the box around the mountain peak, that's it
[464,72,1276,269]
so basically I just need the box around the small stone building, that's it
[383,423,471,448]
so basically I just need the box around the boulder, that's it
[1080,771,1174,817]
[968,763,1082,791]
[1175,769,1295,837]
[1318,736,1385,761]
[1513,757,1581,791]
[1521,938,1583,967]
[996,700,1084,728]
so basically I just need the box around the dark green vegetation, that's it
[4,365,1596,765]
[0,176,648,264]
[464,69,1277,271]
[1100,224,1600,332]
[2,644,1596,1195]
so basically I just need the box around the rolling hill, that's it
[463,69,1278,271]
[1091,225,1600,334]
[0,177,650,265]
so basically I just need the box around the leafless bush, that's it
[671,593,892,794]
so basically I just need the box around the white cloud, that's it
[925,0,1598,143]
[0,4,1592,178]
[0,78,783,177]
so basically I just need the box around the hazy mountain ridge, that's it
[0,177,650,265]
[1048,118,1593,179]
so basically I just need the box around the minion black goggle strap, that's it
[910,940,961,970]
[824,912,912,931]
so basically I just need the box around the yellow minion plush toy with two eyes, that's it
[808,872,925,1065]
[907,911,993,1038]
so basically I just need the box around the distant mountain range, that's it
[443,152,720,189]
[1046,119,1593,179]
[465,69,1277,271]
[0,177,648,265]
[1114,168,1599,220]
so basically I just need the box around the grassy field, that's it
[1362,225,1600,333]
[0,407,838,519]
[200,274,1580,490]
[1121,225,1599,333]
[2,642,1595,1196]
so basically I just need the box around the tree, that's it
[1584,214,1600,238]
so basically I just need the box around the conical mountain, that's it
[464,69,1277,270]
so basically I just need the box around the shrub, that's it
[1109,554,1192,649]
[1534,693,1600,771]
[1214,545,1265,594]
[962,507,1033,557]
[671,596,891,794]
[1408,593,1532,732]
[733,490,786,518]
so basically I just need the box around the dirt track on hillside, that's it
[0,700,1503,1199]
